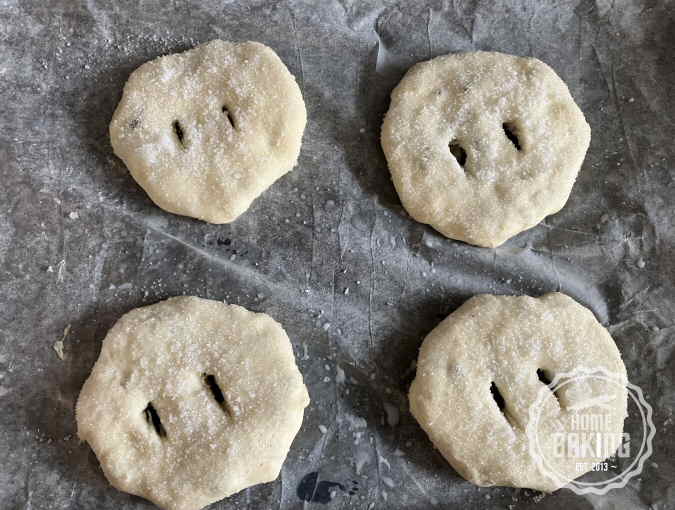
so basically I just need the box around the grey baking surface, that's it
[1,0,674,509]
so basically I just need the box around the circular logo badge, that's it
[526,366,655,495]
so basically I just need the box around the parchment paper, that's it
[1,1,674,509]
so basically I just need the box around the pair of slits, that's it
[449,122,521,168]
[143,373,231,438]
[489,369,557,428]
[170,105,236,149]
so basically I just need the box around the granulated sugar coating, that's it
[110,40,307,223]
[76,297,310,510]
[381,52,591,248]
[409,293,627,492]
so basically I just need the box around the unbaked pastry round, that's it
[76,296,310,510]
[409,293,627,491]
[110,40,306,223]
[381,52,591,248]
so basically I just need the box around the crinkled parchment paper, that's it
[0,1,673,508]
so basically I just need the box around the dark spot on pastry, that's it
[490,381,516,427]
[203,373,233,417]
[490,381,506,411]
[222,106,235,129]
[449,140,467,167]
[143,402,166,438]
[173,120,186,147]
[502,122,521,150]
[537,368,561,406]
